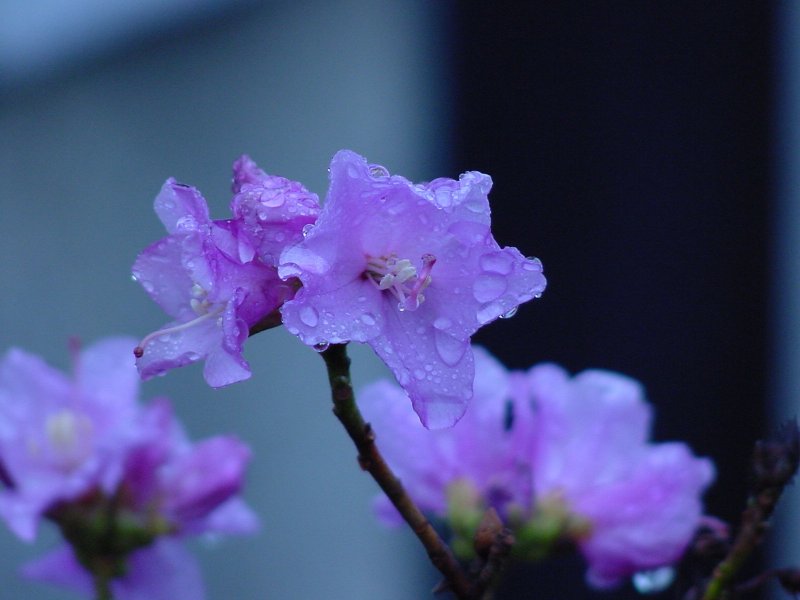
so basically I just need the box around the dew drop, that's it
[499,306,518,319]
[369,165,390,177]
[433,317,452,330]
[302,224,315,238]
[361,313,376,326]
[472,273,507,303]
[130,274,138,282]
[522,257,543,271]
[434,330,466,366]
[299,306,319,327]
[632,567,674,595]
[413,369,426,380]
[476,302,504,325]
[434,189,452,208]
[313,342,330,352]
[261,193,285,208]
[480,252,513,275]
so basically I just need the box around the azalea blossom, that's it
[525,364,714,588]
[360,346,714,589]
[0,339,258,599]
[358,346,533,524]
[0,338,140,541]
[280,150,546,428]
[133,156,318,387]
[230,154,321,265]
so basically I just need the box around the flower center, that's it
[43,409,94,470]
[189,283,211,315]
[364,253,436,311]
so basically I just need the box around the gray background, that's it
[0,1,453,598]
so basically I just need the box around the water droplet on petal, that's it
[632,567,674,595]
[413,369,426,380]
[361,313,376,326]
[302,224,315,238]
[313,342,330,352]
[299,306,319,327]
[433,317,452,330]
[480,252,514,275]
[499,306,518,319]
[130,274,138,282]
[523,257,543,271]
[261,192,285,208]
[434,330,466,366]
[476,302,504,325]
[473,273,507,303]
[369,165,390,177]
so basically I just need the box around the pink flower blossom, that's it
[133,157,317,387]
[280,150,546,428]
[360,346,713,588]
[526,364,714,588]
[0,339,258,599]
[358,347,532,523]
[0,338,140,541]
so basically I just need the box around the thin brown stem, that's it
[320,344,474,598]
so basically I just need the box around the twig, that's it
[320,344,474,599]
[701,422,800,600]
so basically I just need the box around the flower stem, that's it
[320,344,475,598]
[93,571,112,600]
[701,423,800,600]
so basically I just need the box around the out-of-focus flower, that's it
[358,347,532,525]
[360,346,714,588]
[0,338,139,541]
[525,364,714,588]
[0,338,258,599]
[280,150,546,428]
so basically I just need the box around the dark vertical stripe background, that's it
[454,5,772,597]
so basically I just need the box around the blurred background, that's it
[0,1,791,598]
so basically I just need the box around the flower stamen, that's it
[365,253,436,311]
[134,304,225,358]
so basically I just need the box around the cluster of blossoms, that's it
[0,149,723,599]
[358,346,714,589]
[0,338,257,599]
[133,150,546,428]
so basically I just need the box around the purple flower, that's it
[360,346,713,588]
[133,156,319,387]
[525,365,714,588]
[358,347,532,523]
[280,150,546,428]
[230,155,321,265]
[120,397,258,537]
[0,339,258,599]
[0,338,140,541]
[22,539,204,600]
